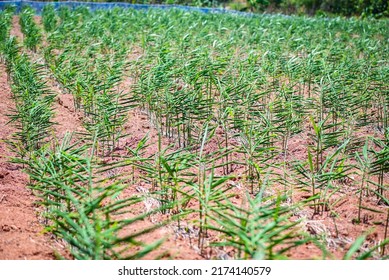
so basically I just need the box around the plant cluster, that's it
[19,5,42,52]
[1,33,54,161]
[43,6,132,155]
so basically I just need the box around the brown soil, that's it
[9,15,23,40]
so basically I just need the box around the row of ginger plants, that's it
[1,6,171,260]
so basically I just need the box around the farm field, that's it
[0,5,388,260]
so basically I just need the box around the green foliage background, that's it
[25,0,388,17]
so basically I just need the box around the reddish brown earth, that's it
[9,15,23,40]
[0,16,387,260]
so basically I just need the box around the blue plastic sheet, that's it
[0,1,249,16]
